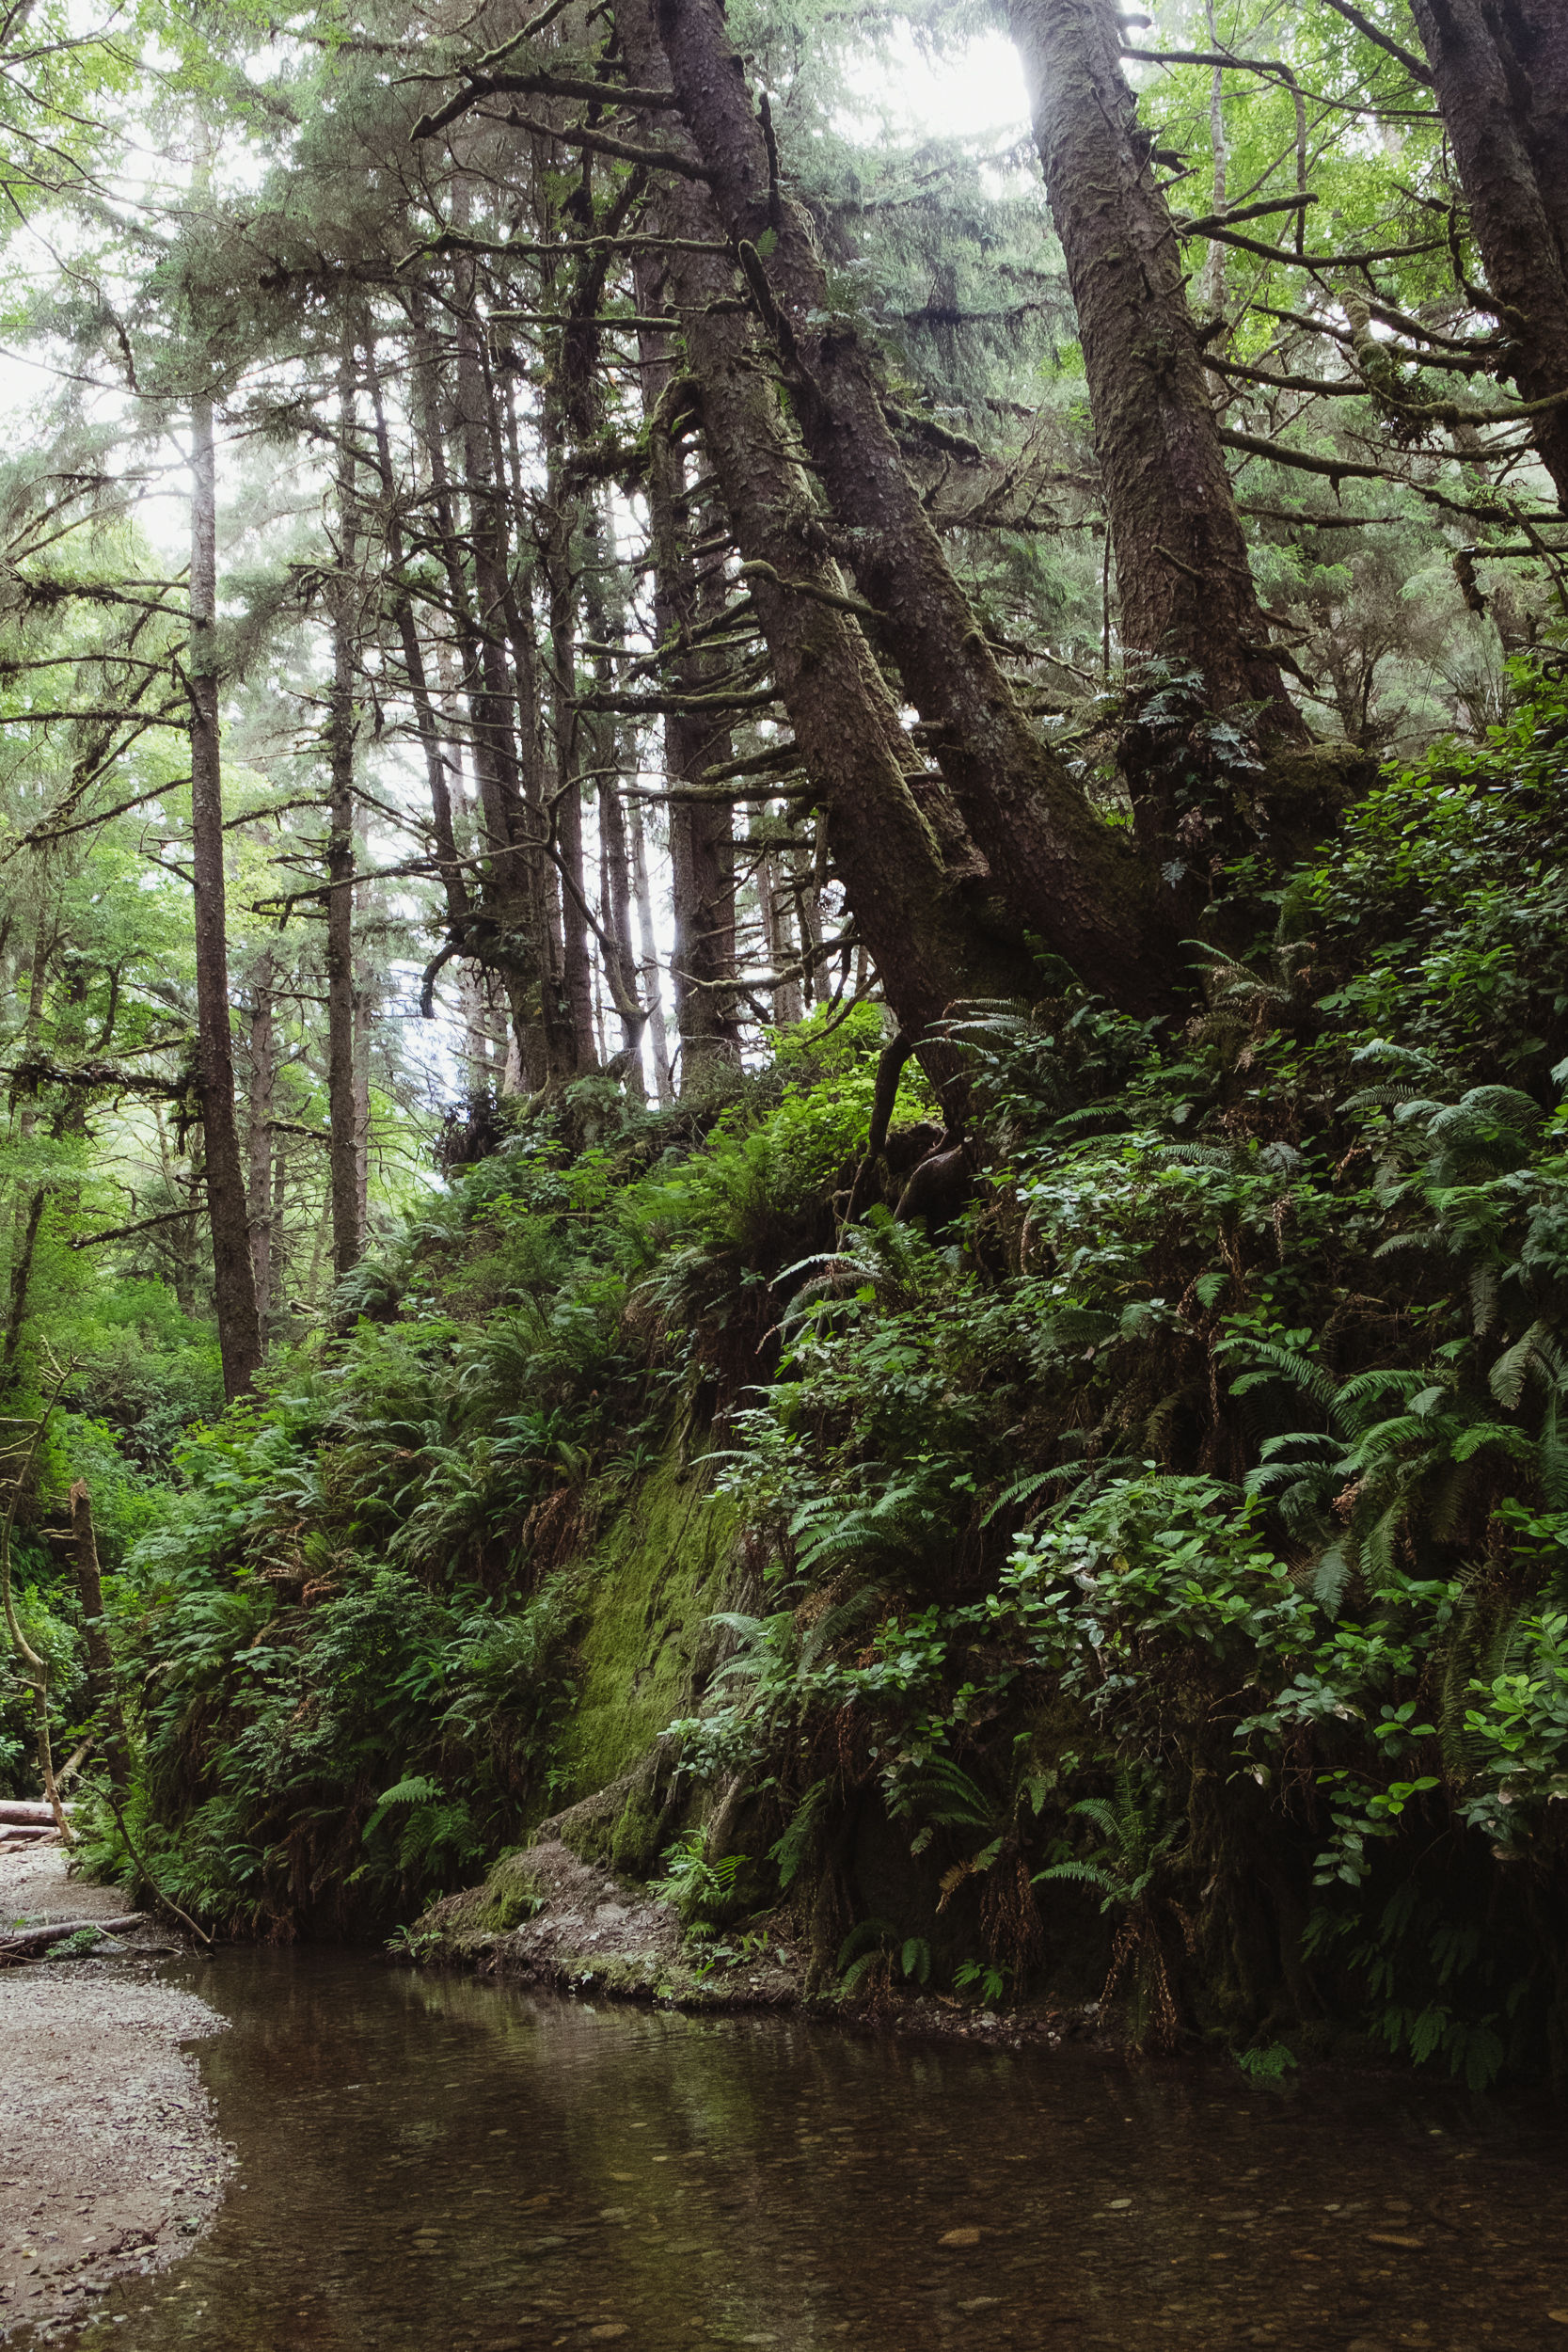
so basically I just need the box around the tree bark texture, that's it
[616,0,1029,1058]
[627,793,674,1104]
[635,0,1180,1017]
[1407,0,1568,510]
[245,949,276,1317]
[632,302,741,1091]
[69,1479,129,1795]
[327,342,362,1282]
[1007,0,1308,734]
[189,393,262,1401]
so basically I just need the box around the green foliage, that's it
[1235,2042,1298,2086]
[20,667,1568,2085]
[653,1828,747,1931]
[837,1917,933,1994]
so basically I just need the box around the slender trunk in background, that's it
[632,287,740,1091]
[459,963,494,1095]
[189,389,262,1400]
[753,847,778,1018]
[771,850,803,1028]
[5,903,52,1358]
[3,1188,44,1378]
[364,337,472,934]
[494,368,562,1092]
[271,1137,288,1306]
[791,841,822,1009]
[69,1480,129,1796]
[1407,0,1568,511]
[326,337,362,1282]
[406,295,557,1077]
[245,949,276,1318]
[544,481,598,1073]
[627,796,673,1104]
[1198,0,1228,328]
[353,870,372,1237]
[583,495,646,1089]
[598,772,646,1091]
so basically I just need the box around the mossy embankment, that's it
[66,680,1568,2088]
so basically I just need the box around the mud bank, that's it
[421,1838,1119,2055]
[0,1850,231,2341]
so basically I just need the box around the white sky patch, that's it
[837,24,1032,144]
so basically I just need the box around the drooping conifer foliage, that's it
[4,0,1568,2085]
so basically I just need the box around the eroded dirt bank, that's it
[0,1849,231,2340]
[423,1839,1114,2055]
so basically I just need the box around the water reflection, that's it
[29,1948,1568,2350]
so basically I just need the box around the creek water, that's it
[45,1948,1568,2351]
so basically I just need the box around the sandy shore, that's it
[0,1848,231,2341]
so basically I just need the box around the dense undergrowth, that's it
[16,667,1568,2087]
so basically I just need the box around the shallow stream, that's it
[46,1950,1568,2350]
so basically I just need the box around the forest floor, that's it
[0,1849,231,2341]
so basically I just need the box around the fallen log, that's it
[0,1913,144,1954]
[0,1800,72,1826]
[0,1824,59,1842]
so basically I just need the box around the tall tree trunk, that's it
[613,7,1026,1057]
[630,0,1179,1017]
[271,1134,289,1308]
[69,1480,129,1797]
[3,1187,44,1379]
[598,771,645,1090]
[1007,0,1312,887]
[610,21,1022,1058]
[633,298,742,1091]
[353,870,372,1237]
[245,948,276,1319]
[406,296,557,1077]
[1407,0,1568,511]
[1006,1,1310,722]
[627,795,673,1104]
[190,390,262,1400]
[364,335,473,936]
[326,338,362,1283]
[544,485,599,1073]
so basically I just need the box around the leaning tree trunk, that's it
[190,390,262,1400]
[1407,0,1568,511]
[631,0,1179,1018]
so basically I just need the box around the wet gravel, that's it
[0,1850,231,2342]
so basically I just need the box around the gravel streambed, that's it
[0,1848,231,2341]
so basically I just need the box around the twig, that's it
[102,1780,214,1947]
